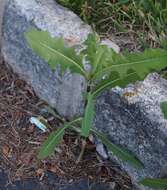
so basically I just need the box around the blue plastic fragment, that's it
[30,117,47,132]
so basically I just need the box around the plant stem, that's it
[76,138,87,164]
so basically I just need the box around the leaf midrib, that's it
[42,126,66,155]
[95,54,167,79]
[91,128,143,168]
[92,77,119,97]
[92,72,138,97]
[40,42,86,75]
[27,34,86,77]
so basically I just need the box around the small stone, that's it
[96,142,108,159]
[2,145,10,157]
[101,39,120,53]
[36,168,44,177]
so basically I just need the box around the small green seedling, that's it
[25,28,167,168]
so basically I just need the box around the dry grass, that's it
[58,0,167,50]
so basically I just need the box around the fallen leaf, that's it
[36,168,44,176]
[20,151,34,166]
[49,165,65,175]
[27,125,35,133]
[2,145,10,157]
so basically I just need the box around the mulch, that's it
[0,57,132,189]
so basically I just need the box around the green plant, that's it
[139,178,167,189]
[25,29,167,168]
[160,101,167,119]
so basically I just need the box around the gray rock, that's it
[101,38,120,53]
[95,73,167,190]
[1,0,120,119]
[1,0,167,189]
[0,0,5,48]
[1,0,91,119]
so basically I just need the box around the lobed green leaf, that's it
[82,34,116,79]
[95,48,167,82]
[92,71,140,97]
[25,29,86,77]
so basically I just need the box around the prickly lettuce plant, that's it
[25,29,167,168]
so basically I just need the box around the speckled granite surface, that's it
[2,0,90,119]
[0,0,5,48]
[1,1,167,190]
[95,73,167,190]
